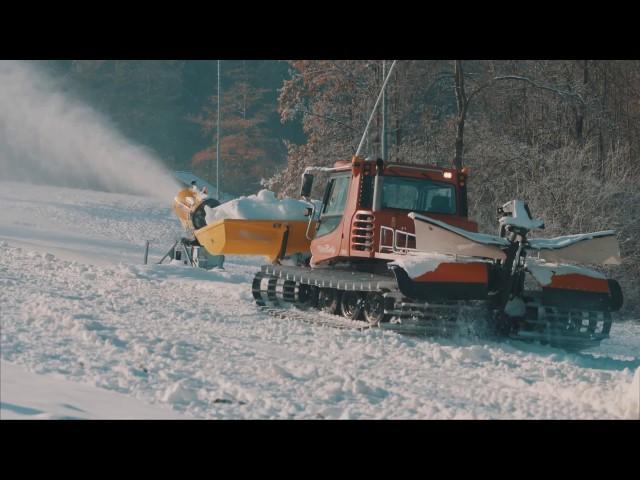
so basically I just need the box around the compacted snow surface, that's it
[1,181,639,419]
[0,361,184,419]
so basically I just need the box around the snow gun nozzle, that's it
[300,173,314,199]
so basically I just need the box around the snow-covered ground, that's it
[1,361,184,419]
[1,181,639,419]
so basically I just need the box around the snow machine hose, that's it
[191,198,220,230]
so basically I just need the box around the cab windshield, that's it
[381,176,456,214]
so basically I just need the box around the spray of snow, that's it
[504,297,526,317]
[0,60,180,199]
[205,189,316,224]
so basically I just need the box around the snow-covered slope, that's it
[0,181,180,266]
[1,181,639,419]
[1,361,185,419]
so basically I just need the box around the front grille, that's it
[352,213,374,251]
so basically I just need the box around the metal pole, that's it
[143,240,149,265]
[382,60,387,161]
[356,60,396,158]
[216,60,221,201]
[157,240,179,264]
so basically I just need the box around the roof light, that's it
[443,171,453,179]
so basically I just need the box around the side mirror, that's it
[304,207,314,217]
[300,173,314,198]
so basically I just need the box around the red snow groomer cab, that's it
[307,158,477,264]
[252,155,624,351]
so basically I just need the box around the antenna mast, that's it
[216,60,221,200]
[355,60,396,158]
[382,60,388,160]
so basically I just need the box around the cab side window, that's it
[317,175,351,237]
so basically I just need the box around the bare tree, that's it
[452,60,586,170]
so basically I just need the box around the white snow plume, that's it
[0,61,180,199]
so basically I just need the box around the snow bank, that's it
[0,61,180,199]
[205,189,315,224]
[0,361,185,419]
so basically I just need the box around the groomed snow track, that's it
[252,264,615,350]
[252,265,499,339]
